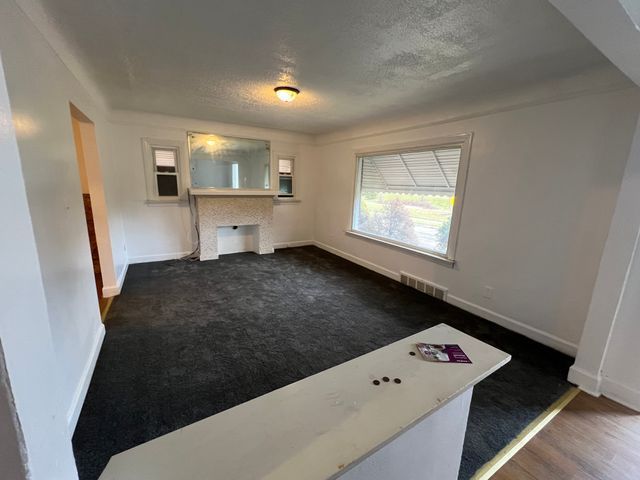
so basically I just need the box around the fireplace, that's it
[194,194,274,261]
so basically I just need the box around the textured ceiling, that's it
[36,0,615,133]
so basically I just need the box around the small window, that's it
[142,139,185,202]
[152,148,179,196]
[351,135,471,264]
[278,157,295,197]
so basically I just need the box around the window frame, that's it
[142,138,187,204]
[277,155,296,198]
[349,134,473,267]
[274,153,301,203]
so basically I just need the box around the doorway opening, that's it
[70,104,116,318]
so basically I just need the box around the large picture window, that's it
[351,135,471,264]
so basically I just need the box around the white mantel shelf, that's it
[189,188,278,197]
[99,324,510,480]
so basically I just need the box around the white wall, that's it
[0,52,77,479]
[601,230,640,408]
[568,117,640,410]
[551,0,640,411]
[0,0,127,432]
[313,89,640,355]
[108,111,317,263]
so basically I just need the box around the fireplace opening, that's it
[217,225,258,255]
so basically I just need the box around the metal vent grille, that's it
[400,272,448,301]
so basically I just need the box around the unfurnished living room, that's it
[2,1,640,479]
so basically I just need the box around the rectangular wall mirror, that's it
[188,132,271,190]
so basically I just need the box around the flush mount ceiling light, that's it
[274,86,300,103]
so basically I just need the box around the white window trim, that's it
[348,133,473,267]
[274,153,300,203]
[141,138,188,204]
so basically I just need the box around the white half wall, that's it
[107,110,318,263]
[340,388,472,480]
[313,88,640,355]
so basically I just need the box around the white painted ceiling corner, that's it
[13,0,110,112]
[549,0,640,87]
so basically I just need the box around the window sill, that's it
[273,197,301,204]
[189,188,278,197]
[145,199,188,206]
[345,230,455,268]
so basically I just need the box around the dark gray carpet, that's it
[73,246,573,479]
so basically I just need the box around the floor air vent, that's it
[400,272,448,301]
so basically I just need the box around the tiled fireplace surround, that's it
[195,196,274,261]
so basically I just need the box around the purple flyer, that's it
[416,343,472,364]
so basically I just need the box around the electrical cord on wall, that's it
[180,192,201,261]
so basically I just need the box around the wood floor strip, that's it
[471,386,580,480]
[492,392,640,480]
[101,296,114,322]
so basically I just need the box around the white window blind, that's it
[360,147,461,195]
[153,148,177,171]
[279,158,293,174]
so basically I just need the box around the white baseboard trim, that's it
[274,240,314,249]
[447,295,578,357]
[567,365,602,396]
[314,240,578,356]
[129,242,314,264]
[313,241,400,281]
[67,324,105,433]
[128,251,192,264]
[601,376,640,412]
[102,261,129,297]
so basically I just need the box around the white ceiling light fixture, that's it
[274,86,300,103]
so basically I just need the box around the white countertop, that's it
[189,188,278,197]
[99,324,510,480]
